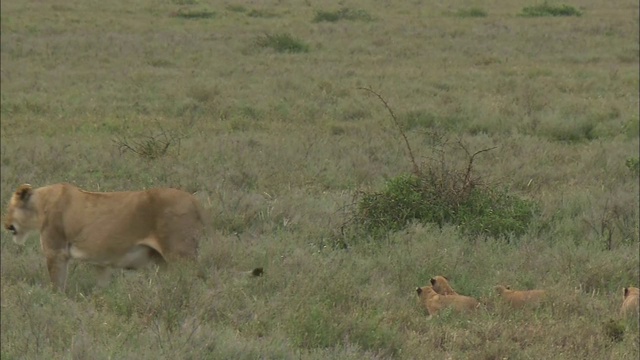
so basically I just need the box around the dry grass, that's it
[1,0,639,358]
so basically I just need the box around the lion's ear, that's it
[624,287,629,298]
[16,184,33,202]
[430,278,436,285]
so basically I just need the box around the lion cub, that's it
[416,285,479,318]
[494,285,547,309]
[621,286,639,317]
[430,275,458,295]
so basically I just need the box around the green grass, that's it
[255,32,310,53]
[246,9,279,18]
[1,0,639,358]
[313,8,373,23]
[171,8,216,20]
[453,7,488,18]
[519,2,583,17]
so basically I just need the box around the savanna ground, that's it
[1,0,639,358]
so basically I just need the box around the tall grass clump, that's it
[226,5,247,13]
[113,124,184,160]
[171,8,216,19]
[519,2,582,17]
[454,8,488,18]
[255,33,309,53]
[313,8,373,23]
[246,9,279,18]
[346,89,538,241]
[540,118,598,143]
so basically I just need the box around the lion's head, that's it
[430,275,458,295]
[494,285,511,295]
[4,184,38,245]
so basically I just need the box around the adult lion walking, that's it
[4,183,206,291]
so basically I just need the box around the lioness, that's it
[4,183,206,291]
[621,286,639,317]
[416,285,479,318]
[430,275,458,295]
[494,285,547,308]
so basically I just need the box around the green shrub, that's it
[349,88,537,241]
[353,172,538,240]
[457,188,539,239]
[455,8,488,18]
[313,8,373,23]
[356,174,437,234]
[519,3,582,17]
[255,33,309,53]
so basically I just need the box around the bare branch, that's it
[456,138,497,188]
[359,86,421,176]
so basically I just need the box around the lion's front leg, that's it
[45,252,70,292]
[40,231,70,292]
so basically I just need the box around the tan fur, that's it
[494,285,547,308]
[416,285,479,318]
[430,275,458,295]
[4,183,206,291]
[621,287,639,317]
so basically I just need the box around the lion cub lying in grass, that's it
[416,285,479,318]
[494,285,547,308]
[621,286,639,317]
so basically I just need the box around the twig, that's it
[359,87,421,176]
[457,139,497,188]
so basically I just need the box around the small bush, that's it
[347,88,537,241]
[313,8,373,23]
[353,172,538,240]
[171,8,216,19]
[455,8,488,18]
[255,33,309,53]
[457,188,539,239]
[519,3,582,17]
[113,125,184,160]
[356,174,435,234]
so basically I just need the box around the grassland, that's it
[1,0,639,358]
